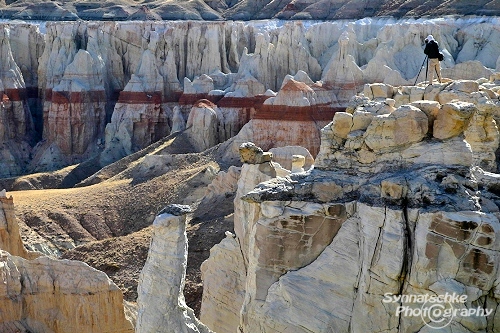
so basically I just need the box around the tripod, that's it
[414,55,428,86]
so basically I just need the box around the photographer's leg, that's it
[436,61,442,83]
[428,60,435,84]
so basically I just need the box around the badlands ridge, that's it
[0,0,499,21]
[1,16,500,333]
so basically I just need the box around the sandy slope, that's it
[8,135,235,314]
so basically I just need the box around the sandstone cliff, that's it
[200,77,500,332]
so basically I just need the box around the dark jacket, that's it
[424,40,440,59]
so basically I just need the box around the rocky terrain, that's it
[0,0,499,20]
[200,78,500,332]
[1,15,500,333]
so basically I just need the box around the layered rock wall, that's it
[1,18,500,175]
[0,25,36,177]
[102,48,169,163]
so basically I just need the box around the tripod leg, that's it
[414,56,427,86]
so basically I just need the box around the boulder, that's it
[448,80,480,93]
[464,103,500,171]
[239,142,272,164]
[331,112,354,140]
[364,83,394,99]
[364,105,428,151]
[433,102,477,140]
[410,100,440,133]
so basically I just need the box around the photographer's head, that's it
[425,35,435,43]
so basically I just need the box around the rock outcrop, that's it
[185,100,225,152]
[200,78,500,332]
[200,232,246,333]
[0,191,134,333]
[351,79,500,171]
[34,48,107,170]
[0,25,35,177]
[0,191,38,259]
[0,251,134,333]
[103,48,169,163]
[201,165,241,203]
[0,25,33,141]
[200,143,275,331]
[249,72,340,156]
[136,204,212,333]
[215,71,266,141]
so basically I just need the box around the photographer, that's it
[424,35,442,84]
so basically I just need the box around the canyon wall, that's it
[0,18,499,176]
[200,78,500,332]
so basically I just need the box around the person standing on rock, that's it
[424,35,442,84]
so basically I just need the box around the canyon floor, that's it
[8,132,234,315]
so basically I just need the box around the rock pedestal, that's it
[136,204,212,333]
